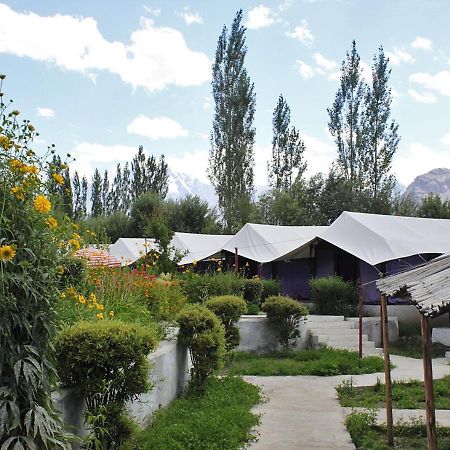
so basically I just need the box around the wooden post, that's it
[234,247,239,275]
[421,315,437,450]
[381,294,394,446]
[358,284,364,358]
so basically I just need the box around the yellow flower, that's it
[96,303,104,311]
[28,124,35,132]
[89,293,97,303]
[0,135,12,150]
[78,295,86,304]
[10,186,25,200]
[34,195,51,213]
[96,313,104,320]
[192,260,197,266]
[57,266,65,275]
[60,292,66,299]
[0,244,16,261]
[69,239,81,251]
[26,165,39,175]
[10,159,24,171]
[152,261,156,266]
[108,311,115,318]
[52,173,64,185]
[45,216,58,229]
[61,163,68,169]
[216,267,222,272]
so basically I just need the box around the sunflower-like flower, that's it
[45,216,58,229]
[52,173,64,185]
[34,195,51,213]
[0,244,16,262]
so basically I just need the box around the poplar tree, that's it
[72,171,82,219]
[110,163,123,212]
[81,176,88,217]
[102,169,110,215]
[328,40,366,193]
[208,10,256,231]
[121,162,132,211]
[269,94,306,191]
[91,169,103,217]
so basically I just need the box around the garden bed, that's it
[338,376,450,409]
[346,410,450,449]
[389,335,446,359]
[122,376,261,450]
[225,348,385,376]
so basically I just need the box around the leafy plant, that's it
[205,295,247,352]
[309,276,358,316]
[242,279,263,307]
[177,305,226,388]
[55,321,157,449]
[262,296,308,351]
[261,279,280,301]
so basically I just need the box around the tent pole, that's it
[421,315,437,450]
[234,247,239,275]
[358,283,363,359]
[381,294,394,446]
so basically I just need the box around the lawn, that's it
[225,348,385,376]
[121,377,261,450]
[389,335,446,359]
[337,375,450,409]
[346,410,450,449]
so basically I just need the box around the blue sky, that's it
[1,0,450,192]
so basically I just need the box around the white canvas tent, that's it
[108,238,158,266]
[170,232,233,266]
[318,211,450,266]
[222,223,327,263]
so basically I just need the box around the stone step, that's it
[306,315,345,322]
[313,334,369,344]
[307,322,355,330]
[320,340,376,350]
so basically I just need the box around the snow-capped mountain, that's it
[167,169,218,205]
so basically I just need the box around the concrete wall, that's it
[347,317,399,346]
[53,339,191,446]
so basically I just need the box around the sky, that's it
[1,0,450,193]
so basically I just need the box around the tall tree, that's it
[121,162,132,211]
[131,146,146,200]
[72,171,83,219]
[62,166,73,218]
[102,169,110,215]
[90,169,103,217]
[110,163,122,212]
[208,10,256,232]
[328,40,366,192]
[269,95,307,191]
[81,176,88,217]
[362,46,399,204]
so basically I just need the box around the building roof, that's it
[222,223,327,263]
[108,238,158,266]
[376,253,450,318]
[171,232,233,265]
[75,247,121,268]
[318,211,450,266]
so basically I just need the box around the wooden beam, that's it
[421,315,437,450]
[358,284,364,358]
[381,294,394,446]
[234,247,239,275]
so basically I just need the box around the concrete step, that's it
[307,326,358,334]
[319,340,376,349]
[307,322,355,331]
[363,348,384,356]
[313,334,369,344]
[306,315,345,322]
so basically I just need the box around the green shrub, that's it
[144,278,187,321]
[262,296,308,351]
[205,295,247,352]
[60,255,86,288]
[309,276,358,316]
[261,279,280,301]
[55,321,157,449]
[177,305,226,388]
[242,279,263,306]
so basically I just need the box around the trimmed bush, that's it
[309,276,358,316]
[55,321,157,449]
[242,279,263,306]
[262,296,308,351]
[261,279,280,301]
[177,305,226,388]
[144,278,187,321]
[205,295,247,351]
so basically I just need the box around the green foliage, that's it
[418,193,450,219]
[261,279,280,301]
[128,192,166,238]
[177,305,226,387]
[144,278,187,321]
[227,348,384,376]
[309,276,358,316]
[91,168,103,217]
[59,255,86,288]
[390,335,446,359]
[122,377,260,450]
[242,279,263,306]
[262,296,308,351]
[205,295,247,351]
[55,321,157,449]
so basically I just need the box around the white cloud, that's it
[313,53,337,72]
[302,133,335,177]
[440,134,450,146]
[166,150,210,184]
[359,61,373,84]
[411,36,432,51]
[286,20,314,46]
[72,142,137,163]
[36,107,55,118]
[127,115,188,140]
[0,4,210,92]
[178,8,203,25]
[245,5,276,30]
[386,47,415,65]
[409,71,450,97]
[393,142,450,186]
[295,60,314,79]
[143,5,161,16]
[407,89,437,104]
[202,96,212,110]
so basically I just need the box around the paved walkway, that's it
[245,355,450,450]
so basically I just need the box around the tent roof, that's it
[318,211,450,266]
[376,253,450,318]
[108,238,157,266]
[171,232,233,265]
[222,223,327,263]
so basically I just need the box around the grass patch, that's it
[337,375,450,409]
[346,410,450,449]
[225,348,385,376]
[390,335,446,359]
[122,377,261,450]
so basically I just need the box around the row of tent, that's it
[77,211,450,304]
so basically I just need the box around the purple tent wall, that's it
[359,260,380,304]
[276,259,311,299]
[316,247,334,277]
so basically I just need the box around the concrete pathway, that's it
[245,355,450,450]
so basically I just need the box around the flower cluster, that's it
[60,287,114,320]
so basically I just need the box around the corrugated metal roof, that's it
[376,254,450,318]
[75,247,121,268]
